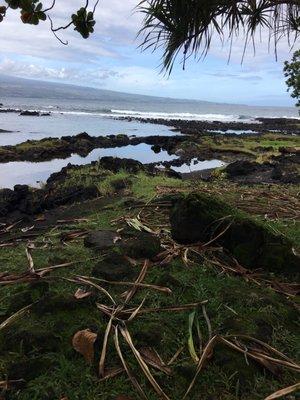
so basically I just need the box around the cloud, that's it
[0,58,169,94]
[206,71,262,81]
[0,58,123,83]
[0,0,139,62]
[0,1,295,106]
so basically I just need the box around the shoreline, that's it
[0,116,299,188]
[0,112,299,400]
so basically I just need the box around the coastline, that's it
[0,111,299,400]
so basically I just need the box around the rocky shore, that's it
[0,115,299,400]
[117,115,300,135]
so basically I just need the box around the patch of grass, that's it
[131,172,185,199]
[0,173,299,400]
[188,132,300,162]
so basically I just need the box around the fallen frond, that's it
[114,325,148,400]
[264,382,300,400]
[0,304,32,331]
[120,325,171,400]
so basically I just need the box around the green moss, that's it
[171,192,299,275]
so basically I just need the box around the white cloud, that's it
[0,1,296,105]
[0,0,139,62]
[0,58,169,94]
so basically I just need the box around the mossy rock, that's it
[84,230,119,251]
[92,252,137,281]
[170,193,299,275]
[121,231,162,260]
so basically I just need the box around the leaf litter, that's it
[0,194,299,400]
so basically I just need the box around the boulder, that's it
[122,231,162,260]
[84,230,120,251]
[92,252,136,281]
[170,193,299,275]
[151,144,161,153]
[0,188,19,216]
[225,160,259,177]
[20,110,40,116]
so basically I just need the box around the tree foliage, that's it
[0,0,299,71]
[0,0,98,43]
[284,50,300,108]
[137,0,300,72]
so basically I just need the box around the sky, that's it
[0,0,298,106]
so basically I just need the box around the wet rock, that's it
[20,110,40,116]
[170,193,299,275]
[92,252,136,281]
[98,156,145,174]
[14,184,29,198]
[119,115,300,135]
[151,144,161,153]
[271,164,300,184]
[0,188,19,216]
[84,230,120,251]
[225,160,259,176]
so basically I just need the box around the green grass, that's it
[185,132,300,162]
[0,172,299,400]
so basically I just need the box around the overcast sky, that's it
[0,0,298,106]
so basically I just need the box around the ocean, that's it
[0,74,299,188]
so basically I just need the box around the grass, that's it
[62,166,186,200]
[0,171,299,400]
[178,132,300,162]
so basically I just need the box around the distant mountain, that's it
[0,73,231,106]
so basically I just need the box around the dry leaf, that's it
[74,288,92,300]
[72,329,97,365]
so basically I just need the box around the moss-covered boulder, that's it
[84,230,120,251]
[122,231,162,260]
[92,252,137,281]
[170,193,299,275]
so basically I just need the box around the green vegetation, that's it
[177,132,300,162]
[0,170,299,400]
[139,1,299,72]
[284,50,300,110]
[62,167,185,198]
